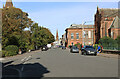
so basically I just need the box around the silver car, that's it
[70,46,79,53]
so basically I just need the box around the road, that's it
[2,48,118,78]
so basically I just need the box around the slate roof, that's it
[99,8,119,17]
[110,16,120,29]
[68,24,94,29]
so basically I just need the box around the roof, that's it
[99,8,118,17]
[67,24,94,29]
[110,16,120,29]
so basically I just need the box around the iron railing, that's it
[103,47,120,51]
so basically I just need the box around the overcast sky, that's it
[1,1,119,38]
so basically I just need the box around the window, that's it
[83,31,86,38]
[76,33,79,39]
[105,22,107,37]
[88,31,91,38]
[111,32,114,38]
[71,33,74,39]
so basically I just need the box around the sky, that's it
[1,2,119,38]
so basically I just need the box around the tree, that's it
[30,23,55,49]
[2,7,33,49]
[2,6,55,56]
[0,8,2,40]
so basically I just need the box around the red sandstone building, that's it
[65,24,94,47]
[94,7,120,44]
[3,0,13,8]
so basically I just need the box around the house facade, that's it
[94,7,120,44]
[61,33,66,46]
[65,24,94,47]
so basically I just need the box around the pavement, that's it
[1,48,119,78]
[97,53,119,59]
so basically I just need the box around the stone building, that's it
[56,29,59,41]
[61,33,66,46]
[53,29,59,46]
[3,0,13,8]
[94,7,120,44]
[65,24,94,47]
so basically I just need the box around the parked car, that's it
[81,45,97,56]
[70,46,79,53]
[41,46,48,51]
[53,45,57,49]
[47,44,52,49]
[62,46,66,49]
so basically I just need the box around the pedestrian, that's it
[93,44,95,48]
[100,45,103,53]
[97,45,101,53]
[82,44,84,48]
[19,48,22,54]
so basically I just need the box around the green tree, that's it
[30,23,55,49]
[2,7,33,49]
[2,6,55,56]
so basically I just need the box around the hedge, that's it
[5,45,19,56]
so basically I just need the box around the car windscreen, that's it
[86,46,94,49]
[72,46,78,49]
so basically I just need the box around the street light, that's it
[82,21,93,46]
[82,22,86,46]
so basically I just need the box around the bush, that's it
[99,36,116,47]
[2,50,7,57]
[68,45,72,48]
[28,44,35,51]
[93,44,99,50]
[115,36,120,50]
[74,43,82,50]
[5,45,19,56]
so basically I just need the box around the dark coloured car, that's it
[81,45,97,56]
[70,46,79,53]
[41,46,48,51]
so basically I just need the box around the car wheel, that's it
[84,52,87,55]
[81,52,83,55]
[94,53,97,56]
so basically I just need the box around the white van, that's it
[47,44,52,49]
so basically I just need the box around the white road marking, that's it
[0,58,5,61]
[21,57,27,61]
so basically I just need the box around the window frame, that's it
[71,33,74,39]
[76,33,79,39]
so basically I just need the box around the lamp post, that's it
[82,21,93,46]
[82,22,86,46]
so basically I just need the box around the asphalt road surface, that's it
[2,48,118,78]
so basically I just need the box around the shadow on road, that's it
[2,62,50,79]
